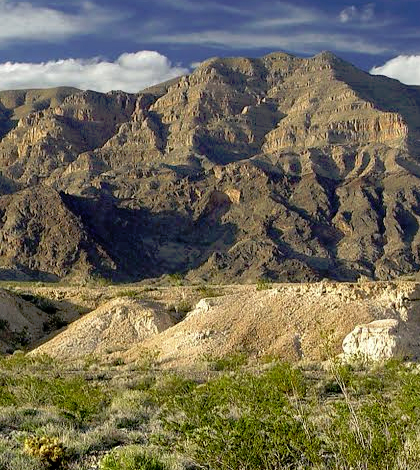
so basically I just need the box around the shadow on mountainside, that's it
[61,192,238,282]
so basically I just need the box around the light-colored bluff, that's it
[22,281,420,366]
[0,52,419,282]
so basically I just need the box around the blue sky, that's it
[0,0,419,92]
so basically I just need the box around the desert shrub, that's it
[108,390,152,429]
[0,352,56,372]
[207,352,247,371]
[152,374,197,406]
[18,293,58,315]
[0,384,16,406]
[196,286,222,298]
[99,446,167,470]
[161,363,319,469]
[111,357,125,366]
[0,451,43,470]
[69,423,127,456]
[168,273,183,286]
[133,374,156,391]
[394,364,420,422]
[256,277,273,291]
[115,290,142,299]
[43,316,68,333]
[326,395,405,469]
[0,406,75,434]
[4,351,420,470]
[84,274,113,287]
[8,375,109,424]
[24,436,68,468]
[132,349,160,372]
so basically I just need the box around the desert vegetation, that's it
[1,352,420,469]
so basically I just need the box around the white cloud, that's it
[0,1,120,44]
[156,0,249,15]
[150,31,388,55]
[248,4,324,28]
[0,51,190,93]
[145,1,389,56]
[339,3,375,23]
[370,55,420,85]
[339,6,357,23]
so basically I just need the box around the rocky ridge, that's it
[0,53,420,281]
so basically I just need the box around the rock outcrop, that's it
[342,319,406,361]
[342,283,420,361]
[0,53,420,281]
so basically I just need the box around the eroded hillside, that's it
[0,280,412,367]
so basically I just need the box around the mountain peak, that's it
[313,50,340,61]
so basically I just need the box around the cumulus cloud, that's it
[0,1,120,44]
[370,55,420,85]
[339,3,375,23]
[0,51,190,93]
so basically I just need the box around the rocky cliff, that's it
[1,52,420,282]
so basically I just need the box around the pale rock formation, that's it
[343,319,407,360]
[342,283,420,361]
[31,297,175,359]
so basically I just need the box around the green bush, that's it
[151,373,197,405]
[99,446,167,470]
[115,290,142,299]
[161,363,318,469]
[7,375,109,424]
[168,273,183,286]
[326,396,404,469]
[207,352,247,371]
[256,277,273,291]
[18,293,58,315]
[196,286,222,298]
[3,352,420,470]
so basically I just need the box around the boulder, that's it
[342,319,413,361]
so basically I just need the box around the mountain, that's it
[1,51,420,282]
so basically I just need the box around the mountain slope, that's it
[0,52,420,281]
